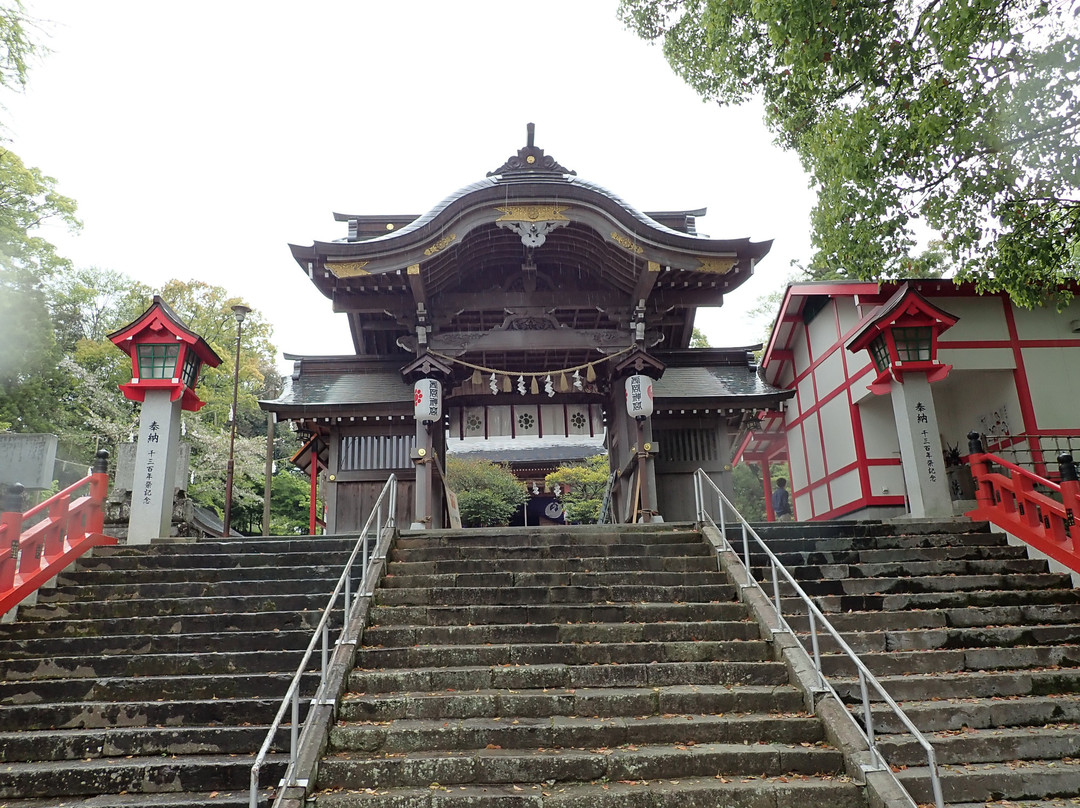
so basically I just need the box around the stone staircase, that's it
[0,535,357,807]
[311,524,868,807]
[751,520,1080,808]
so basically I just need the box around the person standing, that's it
[772,478,793,521]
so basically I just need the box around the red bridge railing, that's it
[965,432,1080,576]
[1,449,118,618]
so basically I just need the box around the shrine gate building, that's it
[261,127,791,529]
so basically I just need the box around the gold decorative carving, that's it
[696,257,739,275]
[648,261,660,273]
[610,231,644,255]
[424,233,457,256]
[407,264,421,275]
[495,205,569,223]
[328,261,370,277]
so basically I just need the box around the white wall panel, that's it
[820,396,857,471]
[829,468,863,510]
[803,413,826,481]
[1023,347,1080,430]
[811,483,831,516]
[932,296,1009,341]
[1011,298,1080,340]
[869,464,906,499]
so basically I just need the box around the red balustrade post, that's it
[967,432,996,512]
[44,494,70,560]
[85,450,110,537]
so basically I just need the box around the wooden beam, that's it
[632,261,662,307]
[406,263,427,308]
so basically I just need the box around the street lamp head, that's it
[231,304,252,323]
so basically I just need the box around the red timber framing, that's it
[750,279,1080,521]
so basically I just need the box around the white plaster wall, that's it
[803,412,826,481]
[836,298,862,335]
[931,370,1021,450]
[786,419,807,493]
[859,394,902,459]
[819,395,857,471]
[849,363,879,405]
[811,483,831,516]
[869,463,906,500]
[1022,347,1080,430]
[794,329,811,373]
[1011,298,1080,340]
[807,303,840,356]
[815,349,846,396]
[932,296,1010,341]
[829,468,863,509]
[937,347,1016,371]
[797,376,816,419]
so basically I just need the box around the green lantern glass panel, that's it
[869,335,890,372]
[181,352,201,389]
[137,343,181,379]
[893,327,933,362]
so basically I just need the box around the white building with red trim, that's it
[741,280,1080,521]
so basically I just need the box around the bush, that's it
[545,454,611,524]
[446,456,528,527]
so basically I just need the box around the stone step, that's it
[805,623,1080,655]
[355,639,772,669]
[361,620,759,648]
[60,562,349,584]
[781,572,1072,597]
[381,570,723,589]
[0,670,315,706]
[390,542,714,562]
[879,724,1080,767]
[0,627,315,658]
[349,660,790,695]
[367,601,746,627]
[318,740,845,789]
[754,557,1050,581]
[311,775,866,808]
[93,537,360,557]
[0,723,286,761]
[81,549,357,570]
[0,789,266,807]
[373,583,737,607]
[340,684,805,722]
[758,544,1029,566]
[786,603,1080,633]
[896,759,1080,804]
[394,527,701,550]
[0,753,286,800]
[832,669,1080,704]
[36,575,339,601]
[751,520,988,540]
[18,591,333,620]
[1,696,284,731]
[865,696,1080,736]
[818,643,1080,677]
[0,608,326,639]
[329,712,826,754]
[806,587,1080,613]
[1,646,310,681]
[385,555,717,575]
[754,530,1001,553]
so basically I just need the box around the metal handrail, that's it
[249,474,397,808]
[692,470,943,808]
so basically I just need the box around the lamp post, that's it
[222,304,251,537]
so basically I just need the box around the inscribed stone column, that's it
[128,390,183,543]
[888,373,952,517]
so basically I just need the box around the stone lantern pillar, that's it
[108,296,223,542]
[847,284,959,518]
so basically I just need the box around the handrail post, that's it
[1060,453,1080,551]
[1,484,24,592]
[86,449,110,535]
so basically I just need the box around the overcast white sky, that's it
[8,1,815,369]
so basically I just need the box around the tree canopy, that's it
[619,0,1080,306]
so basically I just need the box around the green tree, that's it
[445,456,528,527]
[689,326,710,347]
[545,454,611,524]
[731,460,789,522]
[620,0,1080,306]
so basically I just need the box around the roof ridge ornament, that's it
[487,123,576,177]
